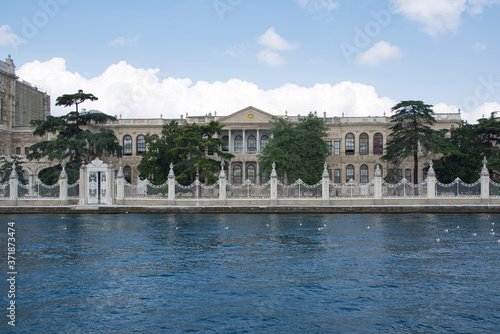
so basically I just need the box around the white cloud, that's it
[294,0,339,12]
[472,42,486,51]
[17,57,398,119]
[356,41,402,65]
[391,0,500,36]
[17,57,496,124]
[258,27,299,51]
[0,25,23,46]
[257,50,285,65]
[109,34,140,47]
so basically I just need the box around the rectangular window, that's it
[396,169,403,182]
[16,147,21,155]
[334,141,340,156]
[334,169,341,183]
[25,147,29,155]
[405,169,411,182]
[326,141,332,156]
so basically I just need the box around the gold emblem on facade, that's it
[248,113,254,119]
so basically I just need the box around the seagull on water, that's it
[444,229,449,233]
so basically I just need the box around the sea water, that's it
[1,213,499,333]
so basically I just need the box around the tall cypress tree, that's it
[382,100,451,184]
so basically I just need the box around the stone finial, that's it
[481,156,489,176]
[427,160,435,176]
[219,161,226,178]
[323,163,329,177]
[60,162,67,179]
[168,163,175,178]
[375,160,381,177]
[9,162,17,179]
[271,162,277,177]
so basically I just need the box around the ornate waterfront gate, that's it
[80,158,114,205]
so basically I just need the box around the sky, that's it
[1,0,500,123]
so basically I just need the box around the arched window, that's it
[346,164,355,182]
[345,133,354,155]
[222,135,229,151]
[247,135,256,151]
[359,133,369,155]
[247,164,256,183]
[123,165,132,183]
[373,133,383,155]
[260,135,269,151]
[136,135,146,155]
[123,135,132,155]
[233,165,242,183]
[360,164,369,183]
[234,135,243,152]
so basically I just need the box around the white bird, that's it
[436,238,440,242]
[299,223,302,226]
[492,222,495,226]
[62,226,67,230]
[224,226,229,230]
[491,232,495,236]
[266,224,269,227]
[457,226,460,229]
[472,233,477,236]
[175,227,178,230]
[366,226,370,229]
[444,229,449,233]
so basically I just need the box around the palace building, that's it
[0,55,462,185]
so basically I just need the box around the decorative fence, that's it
[0,159,498,205]
[330,180,374,198]
[227,180,270,199]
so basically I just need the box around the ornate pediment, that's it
[219,106,276,124]
[88,158,108,168]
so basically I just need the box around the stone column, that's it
[106,161,115,205]
[228,130,232,152]
[242,129,246,153]
[79,163,86,205]
[59,163,68,205]
[167,163,176,204]
[374,162,382,200]
[426,161,436,199]
[322,163,330,204]
[116,160,125,205]
[256,129,260,152]
[9,164,18,206]
[270,162,278,204]
[28,173,35,196]
[218,162,227,204]
[480,157,490,200]
[242,161,246,182]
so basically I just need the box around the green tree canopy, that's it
[434,112,500,182]
[0,155,26,184]
[27,90,121,184]
[382,100,453,184]
[259,112,328,184]
[137,120,234,185]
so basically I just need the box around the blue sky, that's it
[1,0,499,122]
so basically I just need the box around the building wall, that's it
[15,80,50,127]
[97,107,461,185]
